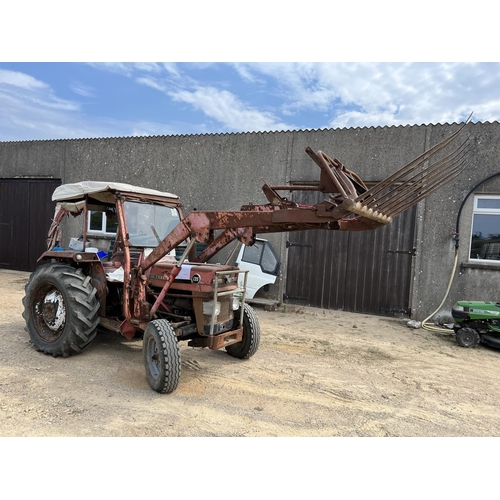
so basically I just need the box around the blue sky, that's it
[1,62,498,142]
[1,4,497,142]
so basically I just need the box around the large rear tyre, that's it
[143,320,181,394]
[456,327,481,348]
[225,303,260,359]
[22,262,100,357]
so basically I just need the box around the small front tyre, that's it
[226,303,260,359]
[143,319,181,394]
[456,327,481,348]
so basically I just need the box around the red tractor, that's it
[22,122,470,393]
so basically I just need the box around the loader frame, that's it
[24,118,471,393]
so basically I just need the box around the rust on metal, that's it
[354,120,471,219]
[188,327,243,349]
[41,117,471,338]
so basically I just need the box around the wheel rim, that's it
[458,328,478,346]
[32,283,67,342]
[146,336,160,380]
[462,332,474,344]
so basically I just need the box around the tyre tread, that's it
[23,262,100,357]
[143,320,181,394]
[226,303,261,359]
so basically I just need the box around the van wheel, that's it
[226,303,260,359]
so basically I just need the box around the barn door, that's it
[284,189,417,316]
[0,179,61,272]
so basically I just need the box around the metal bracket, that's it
[384,247,416,256]
[380,307,411,315]
[286,240,313,249]
[283,293,309,302]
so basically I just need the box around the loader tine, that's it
[378,143,469,215]
[356,135,462,204]
[361,139,470,213]
[355,116,471,204]
[333,147,469,224]
[382,155,469,217]
[362,139,469,207]
[382,153,468,217]
[369,152,468,218]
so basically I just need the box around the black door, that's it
[0,179,61,272]
[285,189,417,316]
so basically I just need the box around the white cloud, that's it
[70,82,95,98]
[4,62,500,141]
[162,63,181,77]
[230,63,266,84]
[0,70,81,123]
[87,62,163,77]
[0,68,179,140]
[232,62,500,128]
[135,76,167,92]
[133,62,162,73]
[168,86,294,132]
[0,69,48,90]
[0,88,90,140]
[130,121,178,137]
[87,62,134,76]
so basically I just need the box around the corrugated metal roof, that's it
[0,120,493,144]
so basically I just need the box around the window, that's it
[242,240,280,275]
[470,195,500,262]
[88,210,118,235]
[123,201,181,247]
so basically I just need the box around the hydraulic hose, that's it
[421,250,459,332]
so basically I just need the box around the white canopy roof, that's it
[52,181,179,204]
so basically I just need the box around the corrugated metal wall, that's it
[285,190,417,316]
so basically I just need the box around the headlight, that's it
[453,304,464,312]
[231,295,240,311]
[203,301,221,316]
[216,274,238,286]
[225,274,238,284]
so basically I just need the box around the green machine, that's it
[452,301,500,348]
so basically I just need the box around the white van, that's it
[235,238,280,299]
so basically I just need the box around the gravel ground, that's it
[1,268,500,437]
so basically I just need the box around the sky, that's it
[1,3,498,142]
[0,61,498,142]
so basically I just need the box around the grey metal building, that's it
[1,120,499,321]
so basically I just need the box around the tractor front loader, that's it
[22,119,471,393]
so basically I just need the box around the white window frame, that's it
[469,195,500,263]
[87,211,117,236]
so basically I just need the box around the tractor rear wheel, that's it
[22,262,100,357]
[456,327,481,348]
[226,303,260,359]
[143,320,181,394]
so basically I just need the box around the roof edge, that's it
[1,120,497,144]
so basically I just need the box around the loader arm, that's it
[139,117,471,274]
[131,118,471,321]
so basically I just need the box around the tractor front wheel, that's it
[226,303,260,359]
[456,327,481,348]
[143,320,181,393]
[22,262,100,357]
